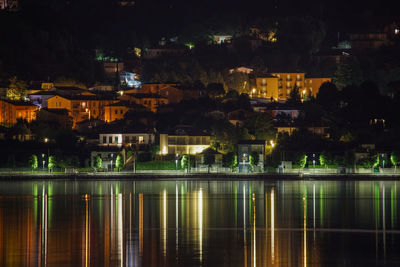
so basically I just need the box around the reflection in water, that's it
[1,180,400,266]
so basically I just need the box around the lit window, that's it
[139,136,144,143]
[287,74,291,79]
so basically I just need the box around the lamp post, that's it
[42,153,45,172]
[175,153,179,172]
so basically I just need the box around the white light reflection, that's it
[41,184,48,267]
[252,193,256,267]
[176,183,179,254]
[243,185,247,267]
[118,193,123,267]
[271,188,275,264]
[198,189,203,263]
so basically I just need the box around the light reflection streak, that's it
[118,193,123,267]
[176,183,179,254]
[243,185,247,267]
[84,194,90,267]
[162,190,167,257]
[41,184,48,267]
[303,196,307,267]
[139,194,143,255]
[198,189,203,263]
[313,184,316,241]
[252,193,256,267]
[271,188,275,264]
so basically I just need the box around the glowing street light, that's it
[270,140,275,148]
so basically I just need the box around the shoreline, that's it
[2,172,400,181]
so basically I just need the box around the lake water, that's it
[0,179,399,266]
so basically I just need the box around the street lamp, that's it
[42,153,45,171]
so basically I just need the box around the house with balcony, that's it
[159,126,210,155]
[270,72,306,101]
[237,140,265,173]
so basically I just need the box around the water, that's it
[0,179,399,266]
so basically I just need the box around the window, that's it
[115,136,118,143]
[139,136,144,143]
[120,109,123,114]
[125,136,129,143]
[82,102,86,108]
[109,136,113,143]
[103,136,106,143]
[114,110,118,114]
[287,74,291,79]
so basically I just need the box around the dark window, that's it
[103,136,106,143]
[114,110,118,114]
[109,136,112,143]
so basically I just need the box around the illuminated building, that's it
[124,83,183,104]
[237,140,265,173]
[119,93,168,113]
[0,0,17,9]
[0,99,37,127]
[103,101,131,122]
[47,94,118,127]
[270,72,306,101]
[212,34,232,44]
[159,126,210,155]
[119,71,141,88]
[254,76,279,100]
[304,77,332,98]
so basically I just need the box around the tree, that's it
[391,151,400,173]
[6,76,28,101]
[203,148,216,173]
[245,113,275,140]
[29,154,38,171]
[96,156,102,170]
[48,156,56,172]
[287,86,301,104]
[181,155,189,172]
[333,57,363,90]
[115,154,123,171]
[249,151,260,171]
[319,151,334,168]
[295,153,307,169]
[358,154,379,173]
[206,83,225,98]
[316,82,340,107]
[223,152,237,171]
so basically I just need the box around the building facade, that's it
[255,77,279,100]
[47,95,117,127]
[160,133,210,155]
[304,78,332,98]
[270,73,306,101]
[0,100,37,127]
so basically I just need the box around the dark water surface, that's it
[0,179,400,266]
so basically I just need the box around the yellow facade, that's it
[119,94,168,113]
[254,77,279,100]
[304,78,332,98]
[47,95,117,127]
[104,104,130,122]
[270,73,305,101]
[0,100,37,127]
